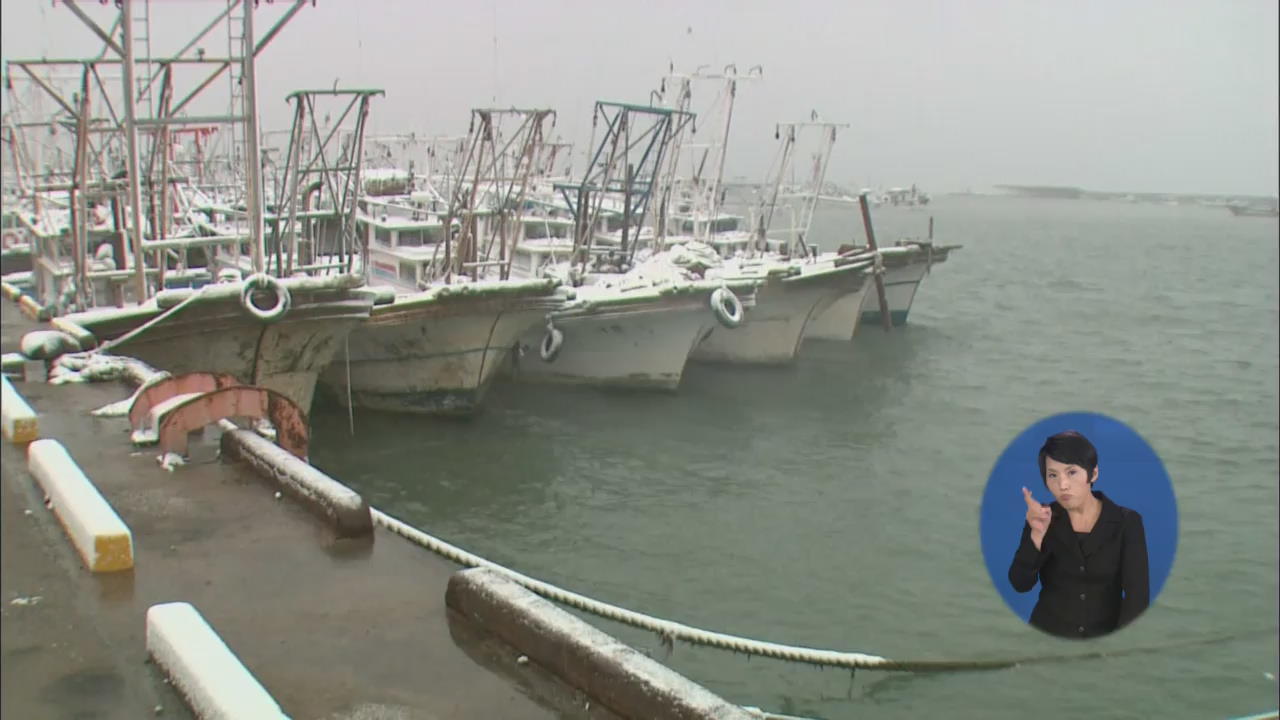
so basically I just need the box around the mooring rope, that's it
[343,334,355,436]
[94,288,207,355]
[372,508,1274,673]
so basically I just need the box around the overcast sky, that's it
[2,0,1276,196]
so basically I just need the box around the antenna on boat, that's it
[490,0,500,105]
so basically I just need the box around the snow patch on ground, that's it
[158,453,186,472]
[49,353,132,384]
[90,396,134,417]
[131,428,159,446]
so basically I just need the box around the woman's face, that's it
[1044,457,1097,510]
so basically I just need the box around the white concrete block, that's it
[2,375,39,444]
[26,438,132,572]
[146,602,290,720]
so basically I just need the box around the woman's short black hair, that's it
[1038,431,1099,485]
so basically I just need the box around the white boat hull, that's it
[803,281,873,341]
[691,266,863,365]
[857,259,930,327]
[61,278,376,416]
[320,285,560,415]
[511,294,718,390]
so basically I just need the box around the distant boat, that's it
[1227,203,1279,217]
[879,185,930,207]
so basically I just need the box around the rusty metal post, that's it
[72,67,92,309]
[859,192,891,332]
[156,67,173,290]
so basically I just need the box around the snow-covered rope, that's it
[374,508,990,671]
[372,508,1273,673]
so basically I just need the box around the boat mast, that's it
[795,121,842,257]
[756,119,848,257]
[705,65,761,241]
[239,1,266,275]
[273,89,383,278]
[120,0,149,299]
[555,102,694,273]
[656,64,761,243]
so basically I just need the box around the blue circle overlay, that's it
[980,412,1178,627]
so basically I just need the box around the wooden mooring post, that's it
[859,192,892,332]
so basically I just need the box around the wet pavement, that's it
[0,299,599,719]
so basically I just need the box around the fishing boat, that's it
[507,238,760,389]
[671,106,881,361]
[502,100,761,390]
[317,204,566,415]
[641,70,883,363]
[854,241,958,327]
[5,5,381,419]
[692,253,874,363]
[62,274,378,414]
[796,270,874,341]
[317,109,570,414]
[882,185,930,207]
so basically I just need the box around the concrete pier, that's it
[0,299,608,719]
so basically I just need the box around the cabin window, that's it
[374,227,392,246]
[712,217,739,234]
[399,262,417,284]
[398,231,423,247]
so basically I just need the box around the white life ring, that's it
[240,273,291,323]
[539,323,564,363]
[710,287,743,329]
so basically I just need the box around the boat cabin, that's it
[359,212,453,290]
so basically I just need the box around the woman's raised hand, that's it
[1023,486,1051,550]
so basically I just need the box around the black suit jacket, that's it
[1008,490,1150,639]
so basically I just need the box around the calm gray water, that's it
[311,195,1279,719]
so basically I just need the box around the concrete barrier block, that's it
[446,568,752,720]
[2,375,39,444]
[146,602,290,720]
[26,438,132,572]
[1,352,26,376]
[219,423,372,539]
